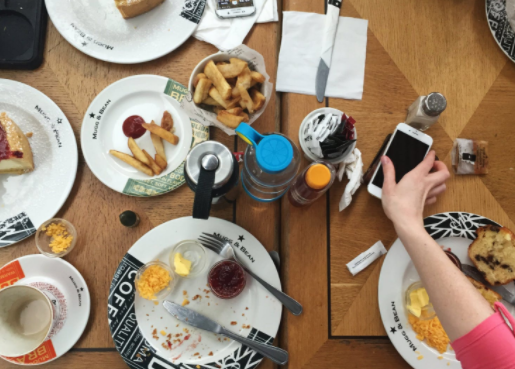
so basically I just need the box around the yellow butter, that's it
[174,253,192,277]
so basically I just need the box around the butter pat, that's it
[346,241,387,276]
[174,253,192,277]
[407,287,430,318]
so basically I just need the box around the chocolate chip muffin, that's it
[468,225,515,285]
[466,276,501,307]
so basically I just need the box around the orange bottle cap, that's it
[305,164,331,190]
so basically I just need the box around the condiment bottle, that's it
[288,161,336,207]
[184,141,239,219]
[235,123,301,202]
[405,92,447,132]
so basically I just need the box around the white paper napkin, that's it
[337,148,363,211]
[194,0,278,51]
[277,11,368,100]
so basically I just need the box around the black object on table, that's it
[0,0,47,70]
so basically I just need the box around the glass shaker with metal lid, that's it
[184,141,239,219]
[406,92,447,132]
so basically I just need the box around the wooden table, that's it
[2,0,515,368]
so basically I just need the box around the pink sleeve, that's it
[451,302,515,369]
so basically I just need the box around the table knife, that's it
[315,0,343,102]
[162,301,289,365]
[462,264,515,305]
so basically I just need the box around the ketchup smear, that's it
[208,260,246,299]
[122,115,146,139]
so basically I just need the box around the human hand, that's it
[381,151,450,230]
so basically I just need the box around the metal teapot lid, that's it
[185,141,234,189]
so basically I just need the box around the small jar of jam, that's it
[208,260,246,299]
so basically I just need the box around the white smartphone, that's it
[215,0,256,19]
[367,123,433,199]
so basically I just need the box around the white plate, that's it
[0,255,90,365]
[45,0,207,64]
[108,217,282,369]
[379,212,515,369]
[0,79,78,248]
[81,75,208,197]
[486,0,515,64]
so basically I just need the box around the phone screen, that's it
[217,0,254,9]
[372,130,430,188]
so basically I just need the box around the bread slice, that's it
[466,276,501,307]
[0,112,34,175]
[468,225,515,285]
[114,0,164,19]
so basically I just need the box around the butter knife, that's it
[462,264,515,305]
[162,301,288,365]
[315,0,343,102]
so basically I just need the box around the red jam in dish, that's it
[122,115,146,139]
[208,260,246,299]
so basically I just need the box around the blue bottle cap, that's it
[235,123,264,147]
[256,135,293,173]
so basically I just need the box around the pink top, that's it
[452,302,515,369]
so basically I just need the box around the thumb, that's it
[381,156,396,192]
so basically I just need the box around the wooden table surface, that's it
[2,0,515,368]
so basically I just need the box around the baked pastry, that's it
[468,225,515,285]
[0,112,34,175]
[466,276,501,307]
[114,0,165,19]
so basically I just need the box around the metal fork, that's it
[199,233,303,316]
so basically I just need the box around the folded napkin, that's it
[337,148,363,211]
[277,11,368,100]
[194,0,278,51]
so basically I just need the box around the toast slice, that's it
[115,0,164,19]
[466,276,502,307]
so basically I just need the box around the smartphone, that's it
[367,123,433,199]
[215,0,256,19]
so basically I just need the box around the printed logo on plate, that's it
[0,212,36,248]
[486,0,515,62]
[28,282,68,339]
[122,79,209,197]
[181,0,207,24]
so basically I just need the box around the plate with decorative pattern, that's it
[486,0,515,63]
[82,75,208,197]
[379,212,515,369]
[45,0,207,64]
[0,255,90,365]
[108,216,282,369]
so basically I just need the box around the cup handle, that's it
[192,166,215,220]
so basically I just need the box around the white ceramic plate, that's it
[486,0,515,64]
[0,255,90,365]
[379,212,515,369]
[81,75,208,197]
[45,0,207,64]
[108,217,282,369]
[0,79,78,248]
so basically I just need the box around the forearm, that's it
[395,223,494,341]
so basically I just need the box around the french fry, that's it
[225,96,241,109]
[251,89,266,111]
[240,112,250,122]
[193,73,207,88]
[217,110,244,129]
[204,60,232,100]
[142,122,179,145]
[202,96,222,106]
[237,67,252,90]
[216,58,247,78]
[128,137,151,166]
[155,154,167,170]
[239,86,254,113]
[226,107,243,116]
[250,71,265,84]
[161,112,174,131]
[209,87,228,108]
[194,78,212,104]
[142,149,163,175]
[231,80,258,98]
[151,133,166,161]
[109,150,153,176]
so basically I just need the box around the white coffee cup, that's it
[0,285,54,357]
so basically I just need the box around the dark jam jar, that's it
[444,250,462,270]
[208,260,246,299]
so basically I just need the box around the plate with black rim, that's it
[379,212,515,369]
[0,79,78,248]
[108,216,282,369]
[486,0,515,63]
[45,0,207,64]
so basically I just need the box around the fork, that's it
[199,233,303,316]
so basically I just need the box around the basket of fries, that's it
[185,45,273,135]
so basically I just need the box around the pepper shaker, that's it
[405,92,447,131]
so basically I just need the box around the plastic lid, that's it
[235,123,264,146]
[306,164,331,189]
[256,135,294,173]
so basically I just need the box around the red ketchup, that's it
[122,115,146,139]
[208,260,246,299]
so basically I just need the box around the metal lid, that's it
[185,141,234,189]
[422,93,447,117]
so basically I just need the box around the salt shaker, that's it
[405,93,447,131]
